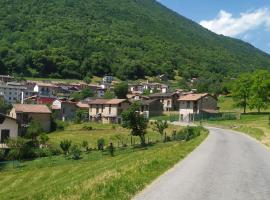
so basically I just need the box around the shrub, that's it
[83,125,93,131]
[97,138,105,151]
[176,126,206,141]
[39,133,49,146]
[82,141,90,152]
[0,149,6,161]
[60,140,72,155]
[111,125,116,130]
[70,145,82,160]
[108,143,115,157]
[35,148,51,157]
[49,146,62,156]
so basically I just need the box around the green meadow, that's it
[0,123,208,200]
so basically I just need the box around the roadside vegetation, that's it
[0,120,208,200]
[205,95,270,147]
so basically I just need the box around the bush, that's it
[97,138,105,151]
[82,141,90,152]
[49,146,62,156]
[70,145,82,160]
[108,143,115,157]
[51,120,67,131]
[176,126,206,141]
[83,125,93,131]
[0,149,6,161]
[35,148,51,157]
[60,140,72,155]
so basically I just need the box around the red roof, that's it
[178,93,209,101]
[13,104,52,114]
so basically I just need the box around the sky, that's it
[157,0,270,54]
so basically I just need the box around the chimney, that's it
[21,91,24,104]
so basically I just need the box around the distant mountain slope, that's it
[0,0,269,85]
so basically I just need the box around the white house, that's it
[179,93,218,123]
[0,113,18,147]
[33,83,59,97]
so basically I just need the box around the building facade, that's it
[0,114,18,146]
[179,93,218,123]
[10,104,52,133]
[89,99,130,124]
[0,82,34,104]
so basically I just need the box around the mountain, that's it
[0,0,270,89]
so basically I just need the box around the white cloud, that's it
[200,8,270,37]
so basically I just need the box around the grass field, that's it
[48,122,184,148]
[206,96,270,147]
[0,130,208,200]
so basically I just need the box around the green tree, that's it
[249,70,270,113]
[231,73,253,114]
[104,91,115,99]
[114,82,128,99]
[60,140,72,155]
[122,103,148,146]
[153,120,169,142]
[26,120,43,146]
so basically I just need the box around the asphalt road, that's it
[133,127,270,200]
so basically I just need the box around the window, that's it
[0,116,5,124]
[1,129,10,143]
[109,105,111,114]
[187,101,191,109]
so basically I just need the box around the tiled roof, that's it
[88,99,109,105]
[178,93,209,101]
[77,102,90,108]
[149,93,175,98]
[13,104,52,114]
[106,99,126,105]
[89,99,126,105]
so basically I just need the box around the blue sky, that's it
[157,0,270,53]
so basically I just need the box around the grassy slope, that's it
[0,132,208,200]
[48,123,183,148]
[206,96,270,147]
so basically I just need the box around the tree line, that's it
[231,70,270,113]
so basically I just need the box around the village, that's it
[0,74,219,145]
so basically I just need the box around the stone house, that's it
[51,99,78,121]
[89,99,130,124]
[137,99,163,118]
[9,104,52,133]
[178,93,218,122]
[149,93,179,111]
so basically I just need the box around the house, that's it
[128,84,144,94]
[103,76,114,84]
[142,82,170,94]
[137,99,163,118]
[0,82,34,104]
[149,93,179,111]
[0,75,14,83]
[0,113,18,147]
[51,99,78,121]
[24,96,56,105]
[178,93,218,123]
[89,99,130,124]
[9,104,52,133]
[157,74,168,82]
[33,82,59,97]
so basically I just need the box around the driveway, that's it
[133,127,270,200]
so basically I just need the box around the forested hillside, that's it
[0,0,270,87]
